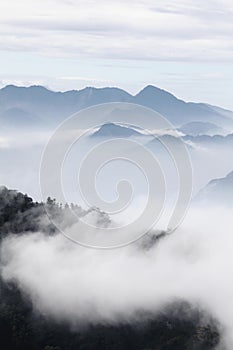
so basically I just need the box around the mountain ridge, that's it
[0,84,233,129]
[195,170,233,205]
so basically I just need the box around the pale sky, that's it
[0,0,232,109]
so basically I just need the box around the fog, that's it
[1,109,233,348]
[1,206,233,349]
[1,127,233,202]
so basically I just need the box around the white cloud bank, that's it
[1,206,233,348]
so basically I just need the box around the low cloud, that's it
[1,206,233,348]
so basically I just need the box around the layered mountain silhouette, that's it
[1,84,233,130]
[91,123,142,138]
[183,133,233,147]
[0,107,43,129]
[179,121,226,136]
[195,171,233,205]
[91,121,233,151]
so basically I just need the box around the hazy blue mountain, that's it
[183,133,233,147]
[195,171,233,205]
[0,85,132,127]
[0,107,43,129]
[91,123,142,138]
[134,85,233,128]
[0,84,233,129]
[206,104,233,119]
[179,121,225,136]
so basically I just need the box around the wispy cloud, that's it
[0,0,232,62]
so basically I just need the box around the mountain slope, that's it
[195,171,233,205]
[134,85,233,127]
[91,122,142,138]
[179,121,226,136]
[0,84,233,129]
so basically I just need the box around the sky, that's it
[0,0,232,109]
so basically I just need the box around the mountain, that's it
[179,121,226,136]
[206,104,233,119]
[183,133,233,147]
[134,85,233,128]
[91,122,142,138]
[0,85,233,130]
[0,107,44,129]
[0,85,132,127]
[195,171,233,205]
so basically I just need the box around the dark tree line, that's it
[0,187,220,350]
[0,186,110,237]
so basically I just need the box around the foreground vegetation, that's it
[0,187,220,350]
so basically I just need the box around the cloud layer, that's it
[0,0,233,62]
[1,206,233,348]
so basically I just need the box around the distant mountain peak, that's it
[91,122,142,138]
[136,85,178,99]
[2,84,51,92]
[0,84,233,129]
[195,170,233,206]
[140,84,159,92]
[226,170,233,180]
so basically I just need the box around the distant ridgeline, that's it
[1,84,233,130]
[0,186,221,350]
